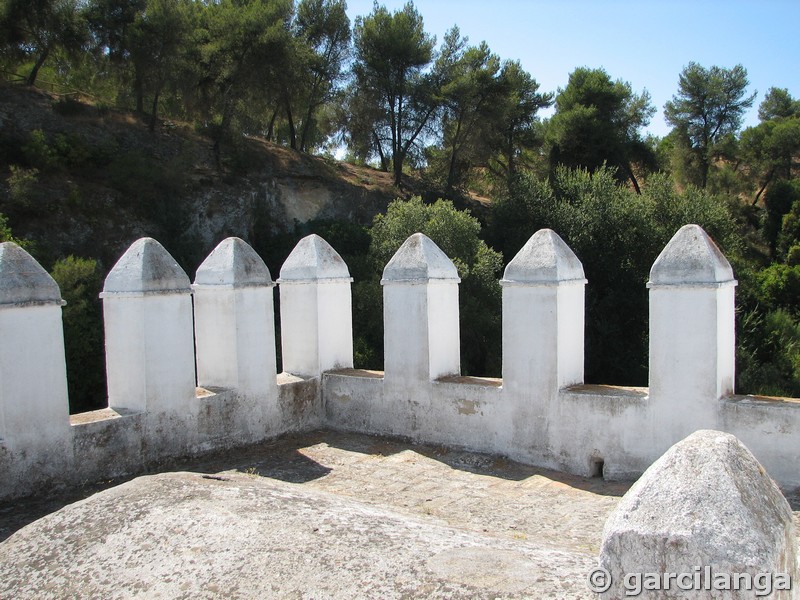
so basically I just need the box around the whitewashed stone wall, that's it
[2,224,800,501]
[0,242,71,498]
[0,237,325,501]
[278,234,353,377]
[325,225,800,488]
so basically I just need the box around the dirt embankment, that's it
[0,84,433,271]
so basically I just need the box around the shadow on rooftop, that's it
[0,429,632,544]
[158,429,629,496]
[166,432,334,484]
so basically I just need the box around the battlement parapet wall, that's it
[1,225,799,501]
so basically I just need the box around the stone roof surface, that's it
[3,432,797,599]
[103,237,191,294]
[0,432,629,599]
[649,224,734,285]
[194,237,273,287]
[0,242,62,305]
[382,233,459,283]
[502,229,585,284]
[279,234,351,281]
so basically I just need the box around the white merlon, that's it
[278,234,353,377]
[0,242,69,450]
[501,229,586,393]
[193,238,278,405]
[501,229,586,460]
[382,233,460,382]
[648,225,737,449]
[101,238,195,414]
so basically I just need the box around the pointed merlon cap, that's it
[381,233,460,284]
[102,237,191,296]
[194,237,274,288]
[501,229,586,285]
[278,234,352,282]
[649,224,735,287]
[0,242,63,306]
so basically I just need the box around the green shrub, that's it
[21,129,56,170]
[51,256,107,414]
[7,165,40,208]
[0,212,30,248]
[51,133,92,169]
[757,263,800,313]
[738,308,800,397]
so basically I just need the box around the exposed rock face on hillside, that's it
[0,84,407,270]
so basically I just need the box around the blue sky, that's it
[345,0,800,137]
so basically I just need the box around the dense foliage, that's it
[51,256,105,413]
[1,1,799,409]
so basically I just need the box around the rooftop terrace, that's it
[2,227,800,597]
[2,430,800,599]
[0,431,622,598]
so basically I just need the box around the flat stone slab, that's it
[1,471,592,599]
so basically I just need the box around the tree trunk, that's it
[266,108,279,141]
[299,106,313,152]
[373,131,388,172]
[506,145,516,190]
[285,97,296,150]
[393,150,404,187]
[699,152,710,189]
[134,73,144,113]
[214,100,234,171]
[753,169,775,206]
[625,163,642,195]
[299,92,318,153]
[26,46,51,86]
[148,88,161,133]
[446,118,463,194]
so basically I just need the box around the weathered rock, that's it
[598,429,797,599]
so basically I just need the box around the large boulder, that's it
[598,430,797,599]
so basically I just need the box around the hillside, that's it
[0,83,433,273]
